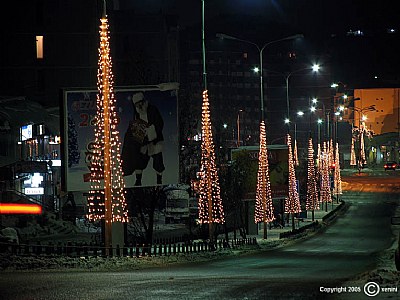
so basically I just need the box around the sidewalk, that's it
[247,200,344,248]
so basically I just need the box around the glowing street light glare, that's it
[310,106,316,112]
[312,98,318,104]
[362,115,367,121]
[343,94,348,99]
[223,123,228,129]
[253,66,260,73]
[339,105,345,111]
[312,64,320,72]
[331,83,339,88]
[335,111,340,116]
[317,119,323,124]
[297,111,304,116]
[284,118,290,124]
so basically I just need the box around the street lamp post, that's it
[217,32,303,239]
[285,65,320,123]
[216,33,304,122]
[237,109,243,147]
[317,119,323,145]
[201,0,207,90]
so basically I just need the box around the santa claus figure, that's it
[121,92,165,186]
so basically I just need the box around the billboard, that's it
[21,124,33,141]
[231,145,289,200]
[63,83,179,192]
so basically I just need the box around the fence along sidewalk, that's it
[0,238,258,258]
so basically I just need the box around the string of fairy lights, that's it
[350,137,357,166]
[86,16,128,223]
[285,134,302,214]
[198,90,225,224]
[319,142,332,204]
[333,142,343,196]
[254,121,274,224]
[293,139,299,167]
[306,138,319,211]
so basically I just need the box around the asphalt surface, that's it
[0,192,398,299]
[0,170,398,299]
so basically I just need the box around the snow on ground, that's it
[336,205,400,298]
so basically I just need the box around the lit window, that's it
[346,29,364,36]
[36,35,43,59]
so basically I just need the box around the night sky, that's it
[123,0,400,88]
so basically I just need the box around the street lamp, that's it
[216,32,304,122]
[237,109,243,147]
[317,118,323,145]
[285,64,320,123]
[217,32,303,239]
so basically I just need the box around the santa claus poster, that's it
[63,83,179,192]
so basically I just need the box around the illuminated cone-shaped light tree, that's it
[320,145,332,211]
[317,143,322,175]
[198,90,225,242]
[306,138,319,220]
[350,137,357,166]
[285,134,301,231]
[293,139,299,167]
[328,139,334,168]
[333,142,342,202]
[254,121,274,239]
[360,126,366,164]
[87,13,129,249]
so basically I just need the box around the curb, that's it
[278,201,347,240]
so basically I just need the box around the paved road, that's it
[1,188,398,299]
[342,170,400,193]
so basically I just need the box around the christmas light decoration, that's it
[328,139,334,168]
[360,127,366,164]
[87,15,129,226]
[254,121,274,228]
[319,143,332,205]
[306,138,319,211]
[293,139,299,167]
[285,134,301,215]
[352,120,374,168]
[198,90,225,224]
[317,143,322,175]
[333,142,342,196]
[350,137,356,166]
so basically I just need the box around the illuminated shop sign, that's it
[23,173,44,195]
[25,187,44,195]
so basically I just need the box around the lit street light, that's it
[284,64,320,123]
[216,32,304,122]
[217,31,303,239]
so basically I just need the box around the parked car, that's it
[384,161,397,170]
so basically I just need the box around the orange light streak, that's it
[0,203,42,214]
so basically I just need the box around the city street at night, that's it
[1,1,400,299]
[1,171,399,299]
